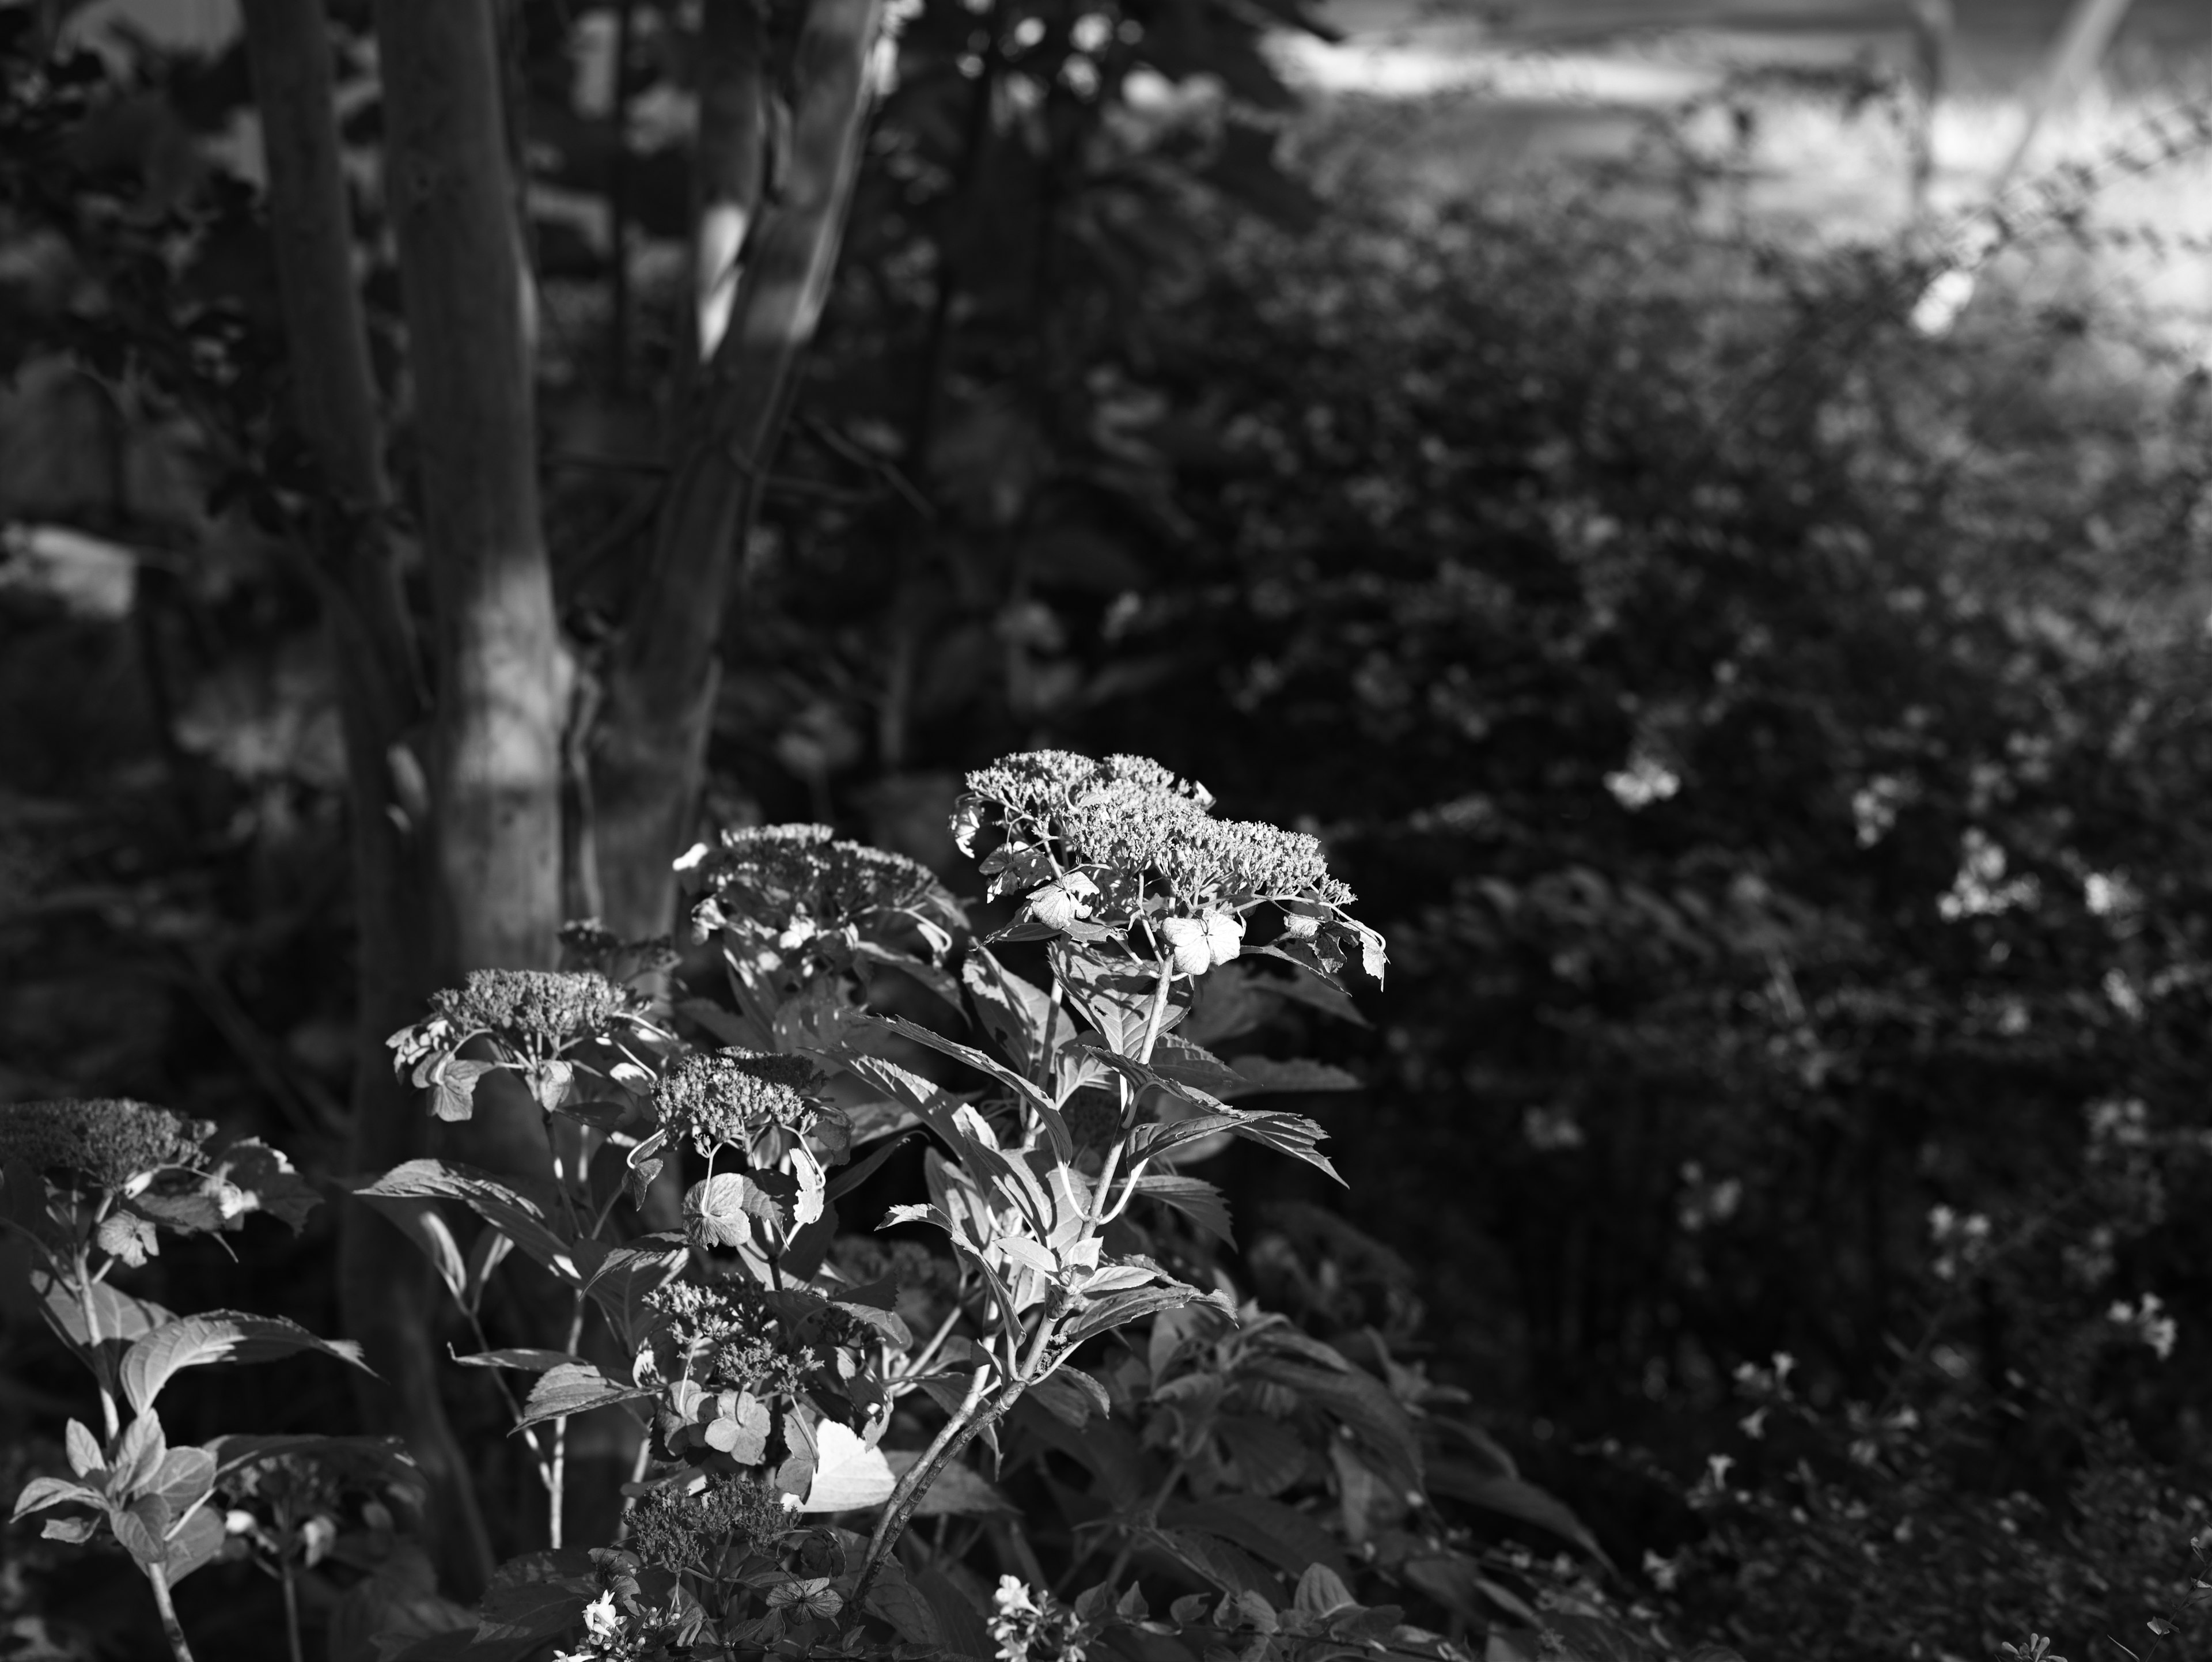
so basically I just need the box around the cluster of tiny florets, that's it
[653,1049,844,1165]
[647,1280,854,1399]
[0,1099,211,1190]
[959,750,1354,908]
[692,823,942,931]
[626,1474,790,1572]
[990,1576,1090,1662]
[429,970,644,1052]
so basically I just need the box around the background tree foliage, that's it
[5,0,2212,1657]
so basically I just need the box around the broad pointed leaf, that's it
[120,1314,370,1414]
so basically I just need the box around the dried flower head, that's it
[653,1048,846,1166]
[427,969,646,1053]
[0,1099,211,1190]
[626,1472,791,1572]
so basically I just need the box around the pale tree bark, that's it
[376,0,566,995]
[238,0,496,1596]
[589,0,888,942]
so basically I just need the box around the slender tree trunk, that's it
[589,0,886,942]
[376,0,566,990]
[238,0,495,1596]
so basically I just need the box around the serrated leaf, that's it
[514,1364,653,1430]
[581,1239,687,1352]
[354,1160,582,1285]
[1130,1107,1341,1183]
[1132,1172,1235,1246]
[120,1314,369,1415]
[962,950,1071,1080]
[31,1270,173,1395]
[860,1014,1075,1161]
[1062,1283,1226,1347]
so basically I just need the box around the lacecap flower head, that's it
[652,1048,849,1168]
[0,1098,213,1191]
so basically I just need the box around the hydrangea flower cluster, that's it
[624,1473,791,1573]
[684,823,949,944]
[0,1098,212,1190]
[424,969,649,1055]
[653,1279,880,1401]
[954,750,1383,980]
[652,1048,849,1168]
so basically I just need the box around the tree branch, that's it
[588,0,886,940]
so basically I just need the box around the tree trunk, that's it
[588,0,887,942]
[376,0,566,990]
[238,0,496,1596]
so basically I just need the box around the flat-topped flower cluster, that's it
[954,749,1383,981]
[0,1097,212,1190]
[652,1048,849,1169]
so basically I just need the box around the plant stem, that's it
[281,1559,305,1662]
[546,1291,590,1547]
[145,1564,196,1662]
[856,1365,1014,1603]
[73,1245,119,1439]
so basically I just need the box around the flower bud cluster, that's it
[427,969,647,1053]
[688,823,945,936]
[624,1472,790,1573]
[652,1049,849,1168]
[957,750,1355,912]
[0,1098,211,1190]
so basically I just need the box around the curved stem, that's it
[145,1564,196,1662]
[855,1366,1018,1606]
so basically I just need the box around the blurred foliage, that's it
[6,0,2212,1656]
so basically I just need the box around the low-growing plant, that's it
[7,751,1735,1662]
[0,1097,416,1661]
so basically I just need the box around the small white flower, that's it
[581,1591,620,1642]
